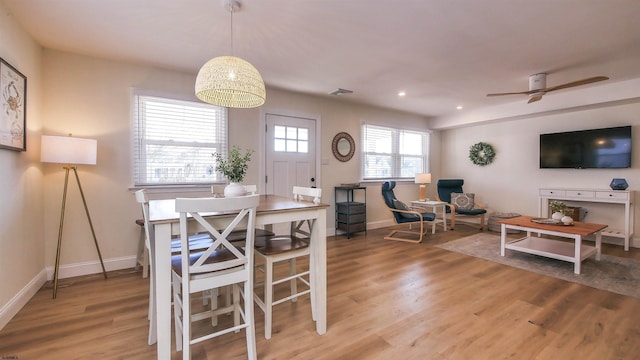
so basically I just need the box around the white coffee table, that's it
[499,215,607,274]
[410,200,447,234]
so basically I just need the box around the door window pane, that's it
[273,125,309,154]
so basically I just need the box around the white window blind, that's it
[361,123,429,180]
[132,94,228,186]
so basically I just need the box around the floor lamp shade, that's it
[41,135,97,165]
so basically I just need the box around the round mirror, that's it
[337,138,351,156]
[332,132,355,162]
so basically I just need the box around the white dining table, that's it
[147,194,329,359]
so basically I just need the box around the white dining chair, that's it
[134,189,216,345]
[253,186,321,339]
[172,195,259,360]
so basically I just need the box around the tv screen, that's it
[539,125,632,169]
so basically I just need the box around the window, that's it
[361,123,429,180]
[132,93,227,186]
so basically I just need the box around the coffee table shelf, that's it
[505,236,597,263]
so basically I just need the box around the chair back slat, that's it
[175,195,260,276]
[291,187,322,235]
[293,186,322,203]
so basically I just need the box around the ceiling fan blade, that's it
[528,95,543,103]
[486,90,532,97]
[543,76,609,93]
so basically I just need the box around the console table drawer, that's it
[596,191,629,201]
[566,190,595,199]
[540,189,566,197]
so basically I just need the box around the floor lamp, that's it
[415,173,432,202]
[41,134,107,299]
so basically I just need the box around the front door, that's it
[265,113,317,197]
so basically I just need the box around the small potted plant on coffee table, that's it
[549,200,567,220]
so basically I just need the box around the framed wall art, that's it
[0,57,27,151]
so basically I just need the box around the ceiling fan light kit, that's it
[529,73,546,90]
[487,73,609,104]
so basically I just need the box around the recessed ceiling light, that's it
[456,105,463,110]
[398,91,406,97]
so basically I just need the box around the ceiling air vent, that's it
[328,88,353,96]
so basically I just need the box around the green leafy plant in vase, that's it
[549,200,568,221]
[213,146,254,197]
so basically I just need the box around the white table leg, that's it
[153,223,172,360]
[595,231,602,260]
[574,234,581,275]
[500,223,506,256]
[312,208,327,334]
[441,205,447,232]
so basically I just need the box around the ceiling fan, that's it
[486,73,609,104]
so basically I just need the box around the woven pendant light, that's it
[195,0,265,108]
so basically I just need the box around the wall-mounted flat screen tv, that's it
[539,125,632,169]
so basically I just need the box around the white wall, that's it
[0,2,44,329]
[439,102,640,245]
[40,51,205,273]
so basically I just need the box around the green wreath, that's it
[469,142,496,166]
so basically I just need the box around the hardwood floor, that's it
[1,224,639,359]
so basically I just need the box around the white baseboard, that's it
[45,255,138,280]
[365,219,394,230]
[0,269,47,331]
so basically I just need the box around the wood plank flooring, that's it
[1,224,639,359]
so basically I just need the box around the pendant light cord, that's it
[229,4,234,56]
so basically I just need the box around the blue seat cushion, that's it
[395,211,436,223]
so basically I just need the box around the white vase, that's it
[224,182,246,197]
[551,212,564,220]
[561,215,574,225]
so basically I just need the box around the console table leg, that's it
[500,224,506,256]
[573,235,581,274]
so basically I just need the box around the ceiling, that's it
[4,0,640,121]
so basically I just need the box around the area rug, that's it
[436,233,640,299]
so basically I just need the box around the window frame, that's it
[361,123,430,181]
[131,90,228,187]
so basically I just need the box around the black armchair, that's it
[381,181,436,243]
[436,179,487,230]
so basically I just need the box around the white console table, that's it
[539,187,635,250]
